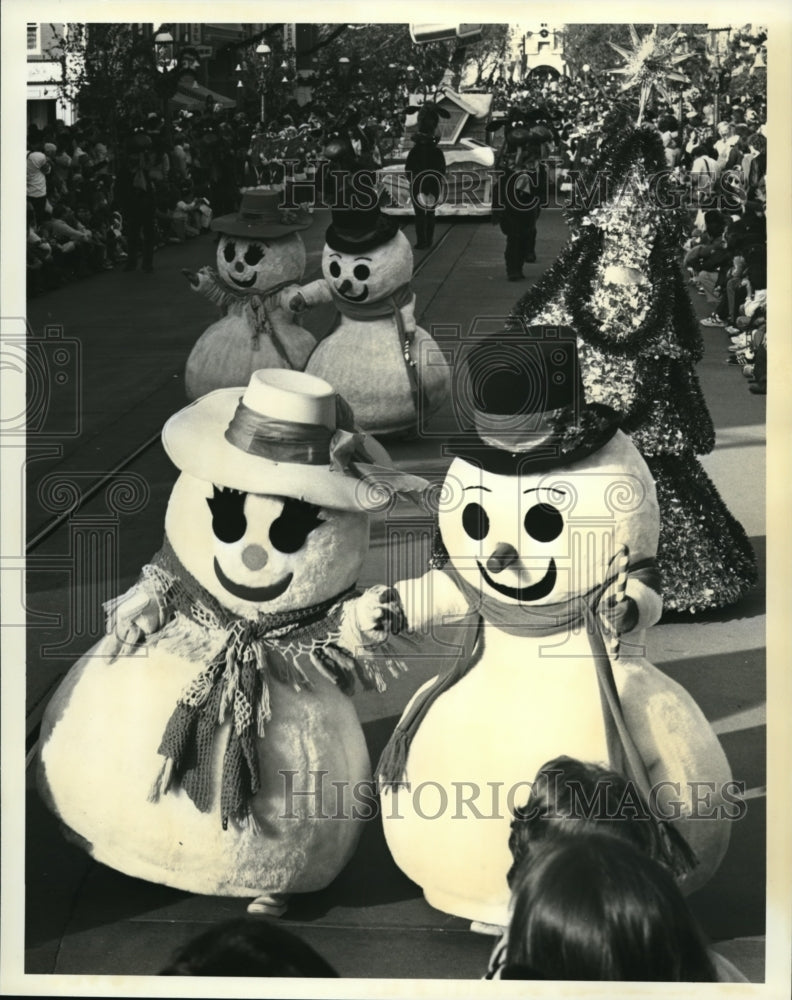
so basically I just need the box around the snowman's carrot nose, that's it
[338,279,353,295]
[486,542,519,574]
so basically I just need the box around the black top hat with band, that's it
[325,173,399,255]
[447,326,621,476]
[211,187,312,239]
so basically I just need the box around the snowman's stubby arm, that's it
[394,568,470,633]
[287,277,333,313]
[399,292,417,336]
[182,266,236,312]
[624,575,663,631]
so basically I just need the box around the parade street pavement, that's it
[21,208,767,982]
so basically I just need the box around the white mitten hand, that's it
[285,288,308,313]
[599,594,639,637]
[340,586,405,654]
[98,584,164,661]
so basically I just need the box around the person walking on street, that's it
[405,102,448,250]
[493,129,548,281]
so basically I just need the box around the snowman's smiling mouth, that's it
[213,558,293,602]
[336,283,369,302]
[476,559,558,602]
[229,274,258,288]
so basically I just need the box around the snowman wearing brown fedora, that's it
[37,369,426,915]
[288,175,451,437]
[183,187,317,400]
[372,329,733,929]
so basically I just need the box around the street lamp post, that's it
[256,42,271,128]
[153,27,176,144]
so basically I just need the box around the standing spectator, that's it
[52,132,74,190]
[743,133,766,202]
[714,121,739,175]
[689,143,718,205]
[493,129,548,280]
[405,102,447,250]
[115,136,158,273]
[27,135,52,225]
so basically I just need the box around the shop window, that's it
[27,23,41,54]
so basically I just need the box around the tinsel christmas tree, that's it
[510,107,757,612]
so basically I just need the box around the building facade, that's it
[26,22,76,129]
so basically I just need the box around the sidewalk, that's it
[22,209,766,982]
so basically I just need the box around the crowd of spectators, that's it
[487,74,768,394]
[26,109,224,294]
[26,74,766,305]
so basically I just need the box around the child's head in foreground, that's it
[504,833,717,981]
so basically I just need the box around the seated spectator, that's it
[27,201,55,295]
[159,917,338,977]
[172,183,201,241]
[501,835,721,981]
[41,203,91,278]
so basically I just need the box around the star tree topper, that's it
[606,25,692,124]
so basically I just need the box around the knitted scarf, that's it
[197,267,298,362]
[107,537,390,831]
[329,282,426,415]
[375,553,697,875]
[376,555,660,792]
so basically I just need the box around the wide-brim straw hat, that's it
[163,369,427,511]
[211,186,312,239]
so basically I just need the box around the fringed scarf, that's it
[329,282,427,415]
[375,554,698,877]
[107,536,394,831]
[197,266,298,362]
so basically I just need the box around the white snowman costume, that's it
[184,187,317,400]
[290,181,451,437]
[375,332,733,927]
[38,369,425,914]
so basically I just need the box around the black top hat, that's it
[325,172,399,255]
[211,186,312,239]
[447,327,620,476]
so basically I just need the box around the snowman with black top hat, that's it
[182,187,317,400]
[288,174,451,438]
[37,368,425,916]
[371,327,733,929]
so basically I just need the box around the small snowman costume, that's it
[375,329,733,928]
[290,177,451,437]
[38,369,425,915]
[184,188,317,400]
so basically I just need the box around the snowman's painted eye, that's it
[207,486,247,543]
[353,263,370,280]
[523,503,563,542]
[462,502,489,541]
[329,260,341,277]
[223,240,237,263]
[244,243,265,265]
[269,497,325,553]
